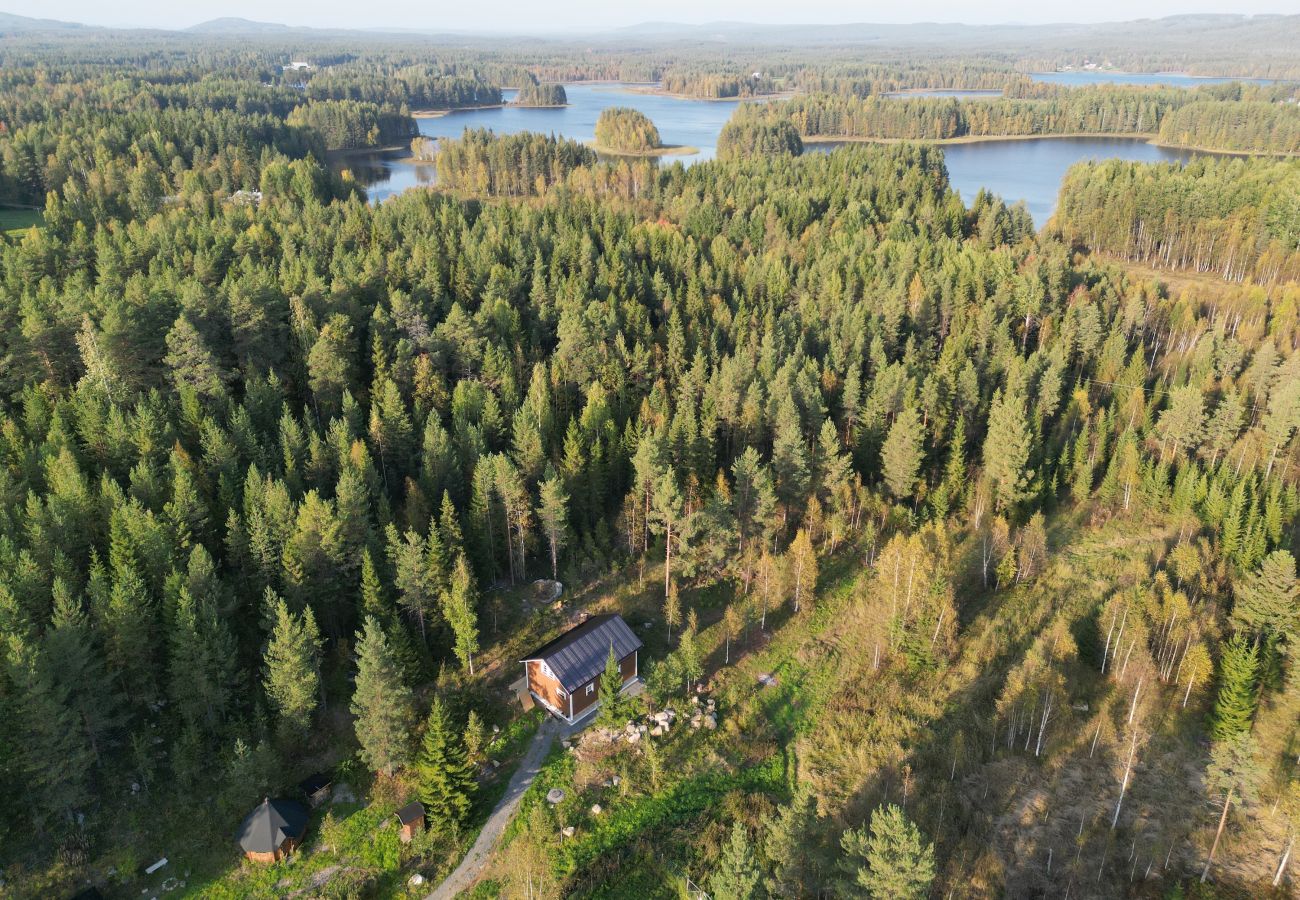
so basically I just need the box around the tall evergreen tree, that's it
[263,597,322,740]
[711,821,762,900]
[416,697,476,834]
[1210,633,1260,741]
[839,804,935,899]
[881,406,925,501]
[536,474,569,580]
[595,645,627,729]
[982,389,1033,512]
[1233,550,1299,643]
[351,616,415,777]
[443,553,480,675]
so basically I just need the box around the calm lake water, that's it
[344,82,1213,226]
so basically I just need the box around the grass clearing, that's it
[0,207,44,236]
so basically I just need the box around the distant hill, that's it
[185,17,297,35]
[0,11,88,33]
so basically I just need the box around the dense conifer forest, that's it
[1,18,1299,900]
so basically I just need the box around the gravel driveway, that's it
[426,716,565,899]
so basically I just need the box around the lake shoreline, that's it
[624,85,794,103]
[587,142,700,158]
[802,132,1297,157]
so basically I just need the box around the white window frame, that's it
[585,683,595,695]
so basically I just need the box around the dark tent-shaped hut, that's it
[237,797,309,862]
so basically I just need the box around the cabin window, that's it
[586,683,595,695]
[557,687,566,699]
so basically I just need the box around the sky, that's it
[15,0,1299,33]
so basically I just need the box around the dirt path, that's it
[426,717,563,899]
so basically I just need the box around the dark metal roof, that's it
[522,614,642,691]
[236,798,309,853]
[395,801,425,825]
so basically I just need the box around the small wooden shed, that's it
[298,772,332,808]
[236,797,309,863]
[395,801,426,843]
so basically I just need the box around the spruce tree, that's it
[1232,550,1299,643]
[263,597,322,740]
[982,389,1033,512]
[351,616,415,778]
[595,645,627,729]
[881,406,925,501]
[711,821,762,900]
[840,804,935,899]
[416,697,476,834]
[1210,633,1259,741]
[443,553,480,675]
[3,634,94,825]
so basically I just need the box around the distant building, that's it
[236,797,309,863]
[521,614,642,725]
[283,61,312,71]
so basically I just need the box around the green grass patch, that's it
[0,207,43,236]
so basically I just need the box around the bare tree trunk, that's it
[1112,729,1138,828]
[1201,789,1233,883]
[1274,833,1294,887]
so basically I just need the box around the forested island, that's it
[514,82,568,107]
[592,106,673,155]
[2,13,1300,900]
[723,82,1300,154]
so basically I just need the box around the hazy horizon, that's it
[7,2,1299,34]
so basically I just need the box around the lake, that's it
[344,82,1211,226]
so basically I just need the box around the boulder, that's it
[626,730,641,743]
[611,775,621,786]
[408,874,426,887]
[650,725,665,737]
[546,788,566,805]
[562,826,575,837]
[704,714,718,730]
[591,804,603,815]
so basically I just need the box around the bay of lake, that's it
[344,81,1220,224]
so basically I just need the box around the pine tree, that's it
[351,616,415,778]
[881,406,925,501]
[711,821,762,900]
[416,697,476,834]
[443,553,480,674]
[264,597,322,740]
[839,804,935,899]
[536,473,569,580]
[982,389,1033,512]
[1210,633,1259,741]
